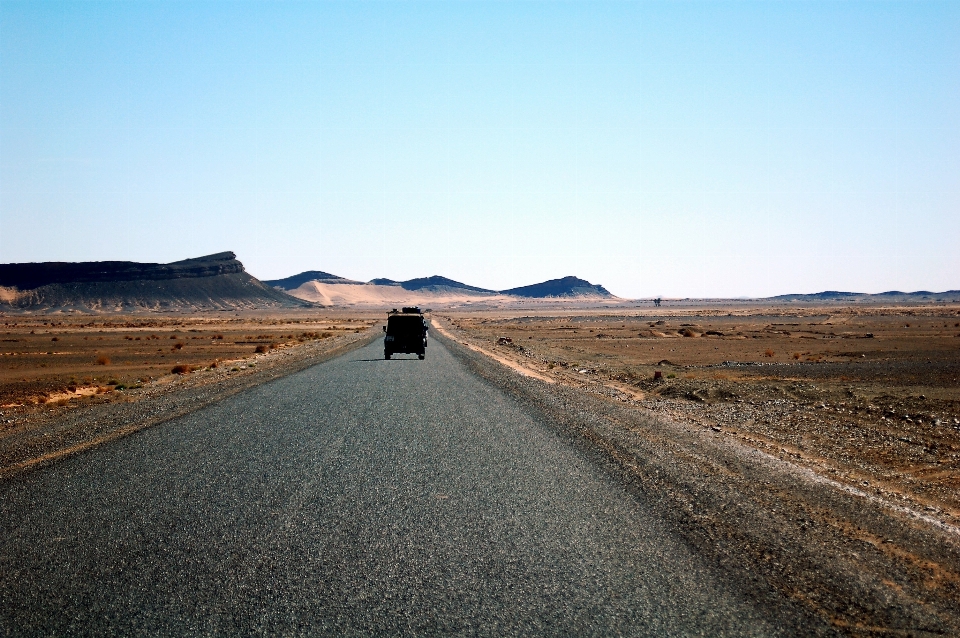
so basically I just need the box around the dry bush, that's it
[213,334,224,340]
[793,352,801,360]
[96,356,110,366]
[269,342,279,349]
[173,342,184,350]
[764,349,775,357]
[51,336,59,341]
[170,335,177,339]
[254,345,269,354]
[171,364,194,375]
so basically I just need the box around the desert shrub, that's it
[107,379,119,385]
[173,343,184,350]
[793,352,801,360]
[210,359,220,368]
[269,342,279,349]
[51,336,59,341]
[255,345,269,354]
[171,364,193,375]
[170,335,177,339]
[764,349,775,357]
[213,334,224,340]
[96,356,110,365]
[667,373,676,379]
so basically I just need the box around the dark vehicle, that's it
[383,307,428,360]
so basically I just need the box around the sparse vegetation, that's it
[0,314,376,407]
[171,364,194,375]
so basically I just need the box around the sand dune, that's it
[288,281,507,307]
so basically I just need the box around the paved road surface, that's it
[1,337,802,636]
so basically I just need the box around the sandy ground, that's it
[436,303,960,527]
[285,281,625,309]
[286,281,506,307]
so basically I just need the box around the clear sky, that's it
[1,1,957,298]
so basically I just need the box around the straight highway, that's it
[0,336,815,636]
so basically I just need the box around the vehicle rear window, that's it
[387,316,423,334]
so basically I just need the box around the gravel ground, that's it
[432,322,960,636]
[0,328,379,478]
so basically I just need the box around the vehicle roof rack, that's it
[401,306,421,314]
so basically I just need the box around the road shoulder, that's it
[0,329,380,480]
[431,317,960,637]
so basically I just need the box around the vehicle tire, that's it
[418,353,425,360]
[384,352,391,360]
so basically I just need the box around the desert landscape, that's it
[2,252,960,633]
[0,311,377,410]
[436,303,960,523]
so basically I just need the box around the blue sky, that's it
[1,1,957,298]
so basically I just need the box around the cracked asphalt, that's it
[1,337,813,636]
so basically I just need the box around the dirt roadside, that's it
[432,315,960,637]
[0,327,380,479]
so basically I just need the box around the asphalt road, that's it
[1,337,800,636]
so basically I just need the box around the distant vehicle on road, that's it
[383,307,427,360]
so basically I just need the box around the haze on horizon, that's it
[1,1,957,299]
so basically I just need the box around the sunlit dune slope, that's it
[288,281,506,307]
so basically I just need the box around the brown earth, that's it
[0,310,381,476]
[438,304,960,526]
[0,311,378,413]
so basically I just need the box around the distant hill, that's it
[269,269,617,304]
[398,276,495,294]
[265,271,361,290]
[0,252,307,312]
[771,290,960,303]
[501,276,614,298]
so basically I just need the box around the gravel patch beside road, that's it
[0,329,379,478]
[432,320,960,636]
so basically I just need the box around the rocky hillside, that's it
[264,271,362,289]
[501,276,614,298]
[0,252,307,312]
